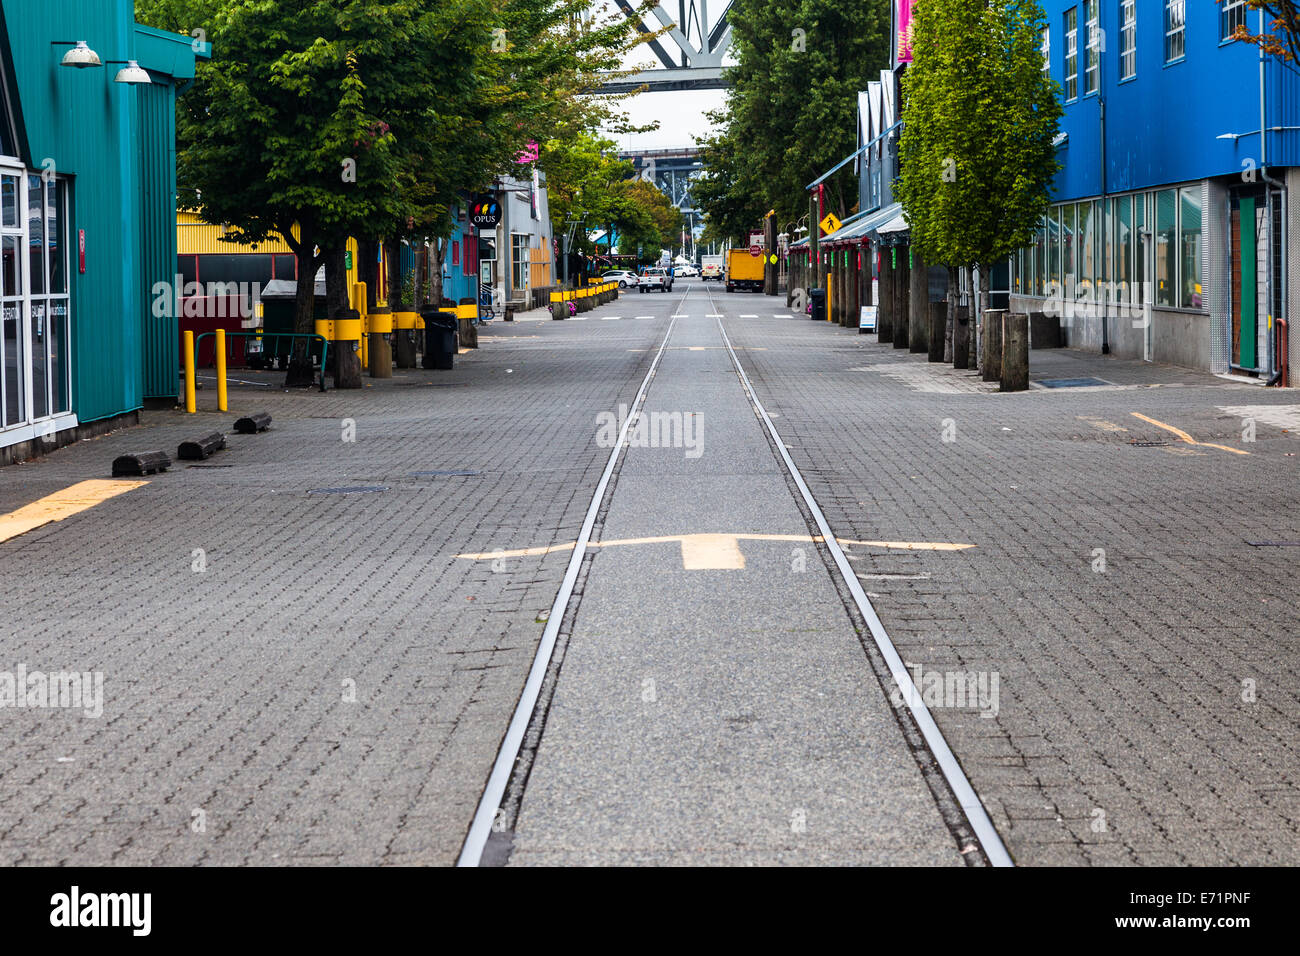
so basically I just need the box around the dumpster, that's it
[421,308,458,370]
[809,287,826,322]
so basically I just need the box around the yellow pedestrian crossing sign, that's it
[819,213,841,235]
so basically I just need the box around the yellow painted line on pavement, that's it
[1130,412,1250,456]
[0,479,148,544]
[457,533,975,564]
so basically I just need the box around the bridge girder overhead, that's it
[601,0,733,94]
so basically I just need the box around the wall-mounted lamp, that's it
[107,60,152,85]
[54,41,102,68]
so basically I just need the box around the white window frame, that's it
[1064,8,1079,101]
[0,165,75,448]
[1221,0,1247,42]
[1165,0,1185,63]
[1119,0,1136,80]
[1083,0,1100,95]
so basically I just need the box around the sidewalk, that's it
[726,312,1300,865]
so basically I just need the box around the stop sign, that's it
[749,244,762,257]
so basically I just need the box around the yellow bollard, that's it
[183,330,196,414]
[216,329,228,412]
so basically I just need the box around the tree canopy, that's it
[693,0,892,244]
[895,0,1061,273]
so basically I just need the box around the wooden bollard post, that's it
[893,245,910,349]
[982,308,1006,382]
[877,247,894,344]
[953,305,970,369]
[909,249,928,354]
[928,300,946,362]
[1001,312,1030,391]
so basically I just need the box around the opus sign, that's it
[470,196,501,229]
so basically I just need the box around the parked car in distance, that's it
[674,265,699,278]
[639,267,674,293]
[602,270,639,288]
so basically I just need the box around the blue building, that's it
[1015,0,1299,375]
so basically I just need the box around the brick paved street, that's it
[2,282,1298,866]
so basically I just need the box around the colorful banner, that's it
[897,0,913,64]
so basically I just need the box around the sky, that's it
[608,89,726,152]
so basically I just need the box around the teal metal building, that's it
[0,1,203,463]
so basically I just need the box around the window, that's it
[1034,221,1046,296]
[1179,187,1202,308]
[1064,8,1078,100]
[1062,203,1077,294]
[1078,200,1095,295]
[1083,1,1100,94]
[1165,0,1185,63]
[1115,195,1132,309]
[1133,194,1146,305]
[1155,189,1177,305]
[1041,26,1051,80]
[1221,0,1247,41]
[1047,206,1061,290]
[511,233,529,291]
[1120,0,1136,80]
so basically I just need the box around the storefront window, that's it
[1156,189,1177,306]
[1061,203,1076,294]
[511,233,529,292]
[1115,195,1132,308]
[1133,194,1146,305]
[1180,187,1202,308]
[1047,206,1060,290]
[1077,200,1094,301]
[1034,221,1046,295]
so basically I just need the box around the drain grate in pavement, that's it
[412,470,482,477]
[1245,540,1300,547]
[308,486,388,495]
[1038,377,1112,388]
[1128,440,1169,447]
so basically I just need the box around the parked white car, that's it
[602,270,639,288]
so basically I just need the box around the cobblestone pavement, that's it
[0,304,669,865]
[726,309,1300,865]
[3,282,1297,867]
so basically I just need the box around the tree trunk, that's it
[284,220,319,388]
[429,240,445,306]
[327,247,362,389]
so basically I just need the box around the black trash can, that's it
[421,308,458,370]
[809,287,826,322]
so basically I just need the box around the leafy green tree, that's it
[542,131,681,270]
[136,0,661,383]
[895,0,1060,363]
[695,0,892,243]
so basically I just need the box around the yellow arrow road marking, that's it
[0,479,148,544]
[1130,412,1250,455]
[457,533,975,563]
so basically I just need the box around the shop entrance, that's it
[1,166,71,447]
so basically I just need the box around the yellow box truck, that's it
[726,248,765,293]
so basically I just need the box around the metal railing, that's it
[185,330,330,413]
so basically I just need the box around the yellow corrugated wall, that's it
[177,211,295,255]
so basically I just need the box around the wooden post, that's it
[928,301,945,362]
[1001,312,1030,391]
[983,308,1006,382]
[953,305,970,368]
[893,243,911,349]
[878,246,895,343]
[909,247,928,354]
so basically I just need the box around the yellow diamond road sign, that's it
[819,213,841,235]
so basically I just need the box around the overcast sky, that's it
[594,1,732,153]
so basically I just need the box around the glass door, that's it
[1,169,22,428]
[0,168,71,443]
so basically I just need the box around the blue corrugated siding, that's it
[1042,1,1300,200]
[0,1,196,421]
